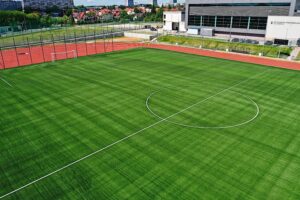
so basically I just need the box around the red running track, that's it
[145,43,300,71]
[1,42,300,71]
[0,42,142,69]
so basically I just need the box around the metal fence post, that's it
[103,29,106,53]
[40,36,45,63]
[94,29,97,54]
[52,34,57,61]
[13,38,20,67]
[74,32,79,57]
[84,31,88,55]
[63,34,68,58]
[27,37,33,64]
[112,30,114,52]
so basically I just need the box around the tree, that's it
[65,8,73,17]
[0,11,26,26]
[86,12,96,18]
[120,10,128,19]
[45,5,60,14]
[62,15,70,24]
[144,13,155,22]
[76,5,86,12]
[40,15,52,27]
[134,7,141,14]
[151,5,157,14]
[155,7,163,21]
[26,12,41,28]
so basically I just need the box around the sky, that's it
[74,0,182,6]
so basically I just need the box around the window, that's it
[202,16,215,27]
[163,14,166,19]
[249,17,267,30]
[189,3,290,7]
[232,16,249,29]
[216,16,231,28]
[188,15,201,26]
[295,0,300,10]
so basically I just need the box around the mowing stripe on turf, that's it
[146,90,260,129]
[0,77,12,87]
[0,70,266,199]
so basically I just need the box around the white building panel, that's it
[266,16,300,40]
[163,11,186,32]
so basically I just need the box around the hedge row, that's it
[158,35,292,58]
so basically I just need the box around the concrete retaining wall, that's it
[124,32,156,40]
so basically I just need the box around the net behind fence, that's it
[51,50,77,62]
[0,22,147,69]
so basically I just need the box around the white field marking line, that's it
[0,77,13,87]
[0,71,265,199]
[146,90,260,129]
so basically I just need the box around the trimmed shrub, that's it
[158,35,292,58]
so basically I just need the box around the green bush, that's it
[158,35,292,58]
[296,52,300,61]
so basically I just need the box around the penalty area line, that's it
[0,70,266,199]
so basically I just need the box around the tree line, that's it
[0,10,73,28]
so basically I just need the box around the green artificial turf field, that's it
[1,48,300,199]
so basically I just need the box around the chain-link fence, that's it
[0,22,148,69]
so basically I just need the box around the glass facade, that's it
[249,17,268,30]
[216,16,231,28]
[232,16,249,29]
[297,0,300,10]
[188,15,201,26]
[202,16,215,27]
[188,15,268,30]
[189,3,291,7]
[23,0,74,10]
[0,0,22,11]
[187,1,294,31]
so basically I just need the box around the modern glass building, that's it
[0,0,22,10]
[125,0,134,6]
[23,0,74,10]
[185,0,300,36]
